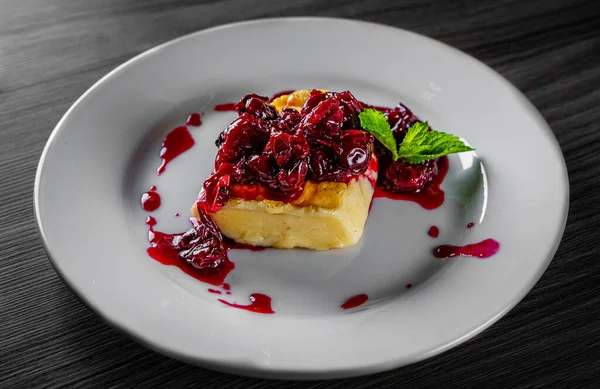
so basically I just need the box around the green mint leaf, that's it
[397,121,474,164]
[359,108,399,160]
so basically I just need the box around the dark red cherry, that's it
[279,108,302,127]
[264,130,309,168]
[382,159,438,193]
[336,90,364,129]
[300,89,328,115]
[235,94,277,120]
[309,146,336,181]
[277,158,308,192]
[298,97,343,147]
[200,163,234,212]
[247,154,278,184]
[338,130,373,173]
[219,114,269,161]
[230,157,255,185]
[176,212,227,270]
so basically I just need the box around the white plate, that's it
[35,17,568,379]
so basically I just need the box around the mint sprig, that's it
[397,121,474,164]
[358,108,399,160]
[358,109,474,163]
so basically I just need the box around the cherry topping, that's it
[381,159,438,193]
[197,90,376,211]
[338,130,373,173]
[235,94,277,120]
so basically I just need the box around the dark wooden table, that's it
[2,0,599,387]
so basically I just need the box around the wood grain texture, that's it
[1,0,599,387]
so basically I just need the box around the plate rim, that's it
[33,16,570,380]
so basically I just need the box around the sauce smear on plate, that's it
[157,126,195,175]
[341,294,368,310]
[428,226,439,238]
[186,113,202,126]
[373,156,449,210]
[433,239,500,259]
[141,188,161,211]
[214,103,237,112]
[218,293,274,314]
[145,215,235,286]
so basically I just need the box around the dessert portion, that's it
[193,90,378,250]
[145,89,481,313]
[189,88,473,251]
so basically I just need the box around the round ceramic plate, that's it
[35,18,568,379]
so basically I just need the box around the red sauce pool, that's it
[141,189,161,212]
[433,239,500,259]
[214,103,237,112]
[145,217,234,286]
[373,156,449,210]
[157,126,195,175]
[341,294,368,310]
[222,283,231,291]
[428,226,439,238]
[186,113,202,126]
[467,222,474,228]
[147,247,234,286]
[218,293,274,314]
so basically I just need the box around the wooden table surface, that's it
[1,0,599,387]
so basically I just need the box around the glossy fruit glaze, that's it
[146,211,234,285]
[364,102,451,209]
[198,90,375,212]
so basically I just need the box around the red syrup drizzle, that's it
[428,226,440,238]
[186,113,202,126]
[341,294,369,310]
[218,293,274,314]
[467,222,474,228]
[157,126,195,175]
[433,239,500,259]
[208,288,222,294]
[222,283,231,291]
[373,156,449,210]
[141,187,161,212]
[145,216,235,286]
[213,103,237,112]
